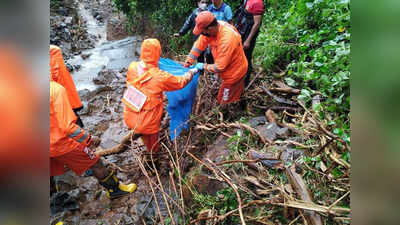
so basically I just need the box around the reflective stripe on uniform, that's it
[77,132,89,144]
[213,64,220,72]
[189,53,198,60]
[192,47,202,55]
[69,127,82,138]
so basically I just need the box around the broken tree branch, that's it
[285,165,324,225]
[95,131,142,156]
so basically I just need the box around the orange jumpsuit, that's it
[50,45,83,110]
[185,21,248,104]
[123,39,192,152]
[50,81,98,176]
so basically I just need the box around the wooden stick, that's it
[95,131,142,156]
[285,165,324,225]
[269,87,300,95]
[327,191,350,213]
[274,200,351,215]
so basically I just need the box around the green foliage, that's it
[112,0,243,53]
[192,188,240,224]
[254,0,350,142]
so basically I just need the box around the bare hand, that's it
[173,33,180,37]
[243,39,251,50]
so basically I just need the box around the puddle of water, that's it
[68,2,140,91]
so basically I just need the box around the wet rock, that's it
[78,89,91,102]
[192,174,225,195]
[256,122,290,141]
[93,69,118,85]
[203,135,231,164]
[50,211,80,225]
[78,176,98,192]
[54,171,78,192]
[248,116,267,127]
[100,121,129,149]
[81,197,110,218]
[50,190,80,215]
[81,53,92,60]
[64,16,73,24]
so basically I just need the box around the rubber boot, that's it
[99,171,137,199]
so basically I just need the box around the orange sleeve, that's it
[52,83,90,145]
[205,32,236,73]
[157,70,191,91]
[185,35,209,65]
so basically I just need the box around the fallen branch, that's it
[262,86,298,106]
[95,131,142,156]
[269,87,300,95]
[245,71,264,91]
[285,165,324,225]
[275,200,351,215]
[247,150,284,169]
[327,191,350,213]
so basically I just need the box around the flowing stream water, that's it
[67,1,141,91]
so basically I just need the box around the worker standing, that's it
[50,45,84,127]
[123,39,195,153]
[184,11,248,106]
[208,0,233,23]
[174,0,209,65]
[50,81,136,199]
[234,0,264,87]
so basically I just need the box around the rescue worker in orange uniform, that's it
[50,81,136,199]
[123,39,195,153]
[184,11,248,105]
[50,45,84,127]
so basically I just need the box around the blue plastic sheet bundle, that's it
[158,58,200,140]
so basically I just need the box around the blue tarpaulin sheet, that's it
[158,58,199,140]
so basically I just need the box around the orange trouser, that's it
[142,133,160,153]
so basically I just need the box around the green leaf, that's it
[331,168,344,179]
[285,77,296,86]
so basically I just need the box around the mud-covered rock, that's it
[192,174,225,195]
[248,116,268,127]
[93,69,119,85]
[256,122,290,141]
[203,135,231,164]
